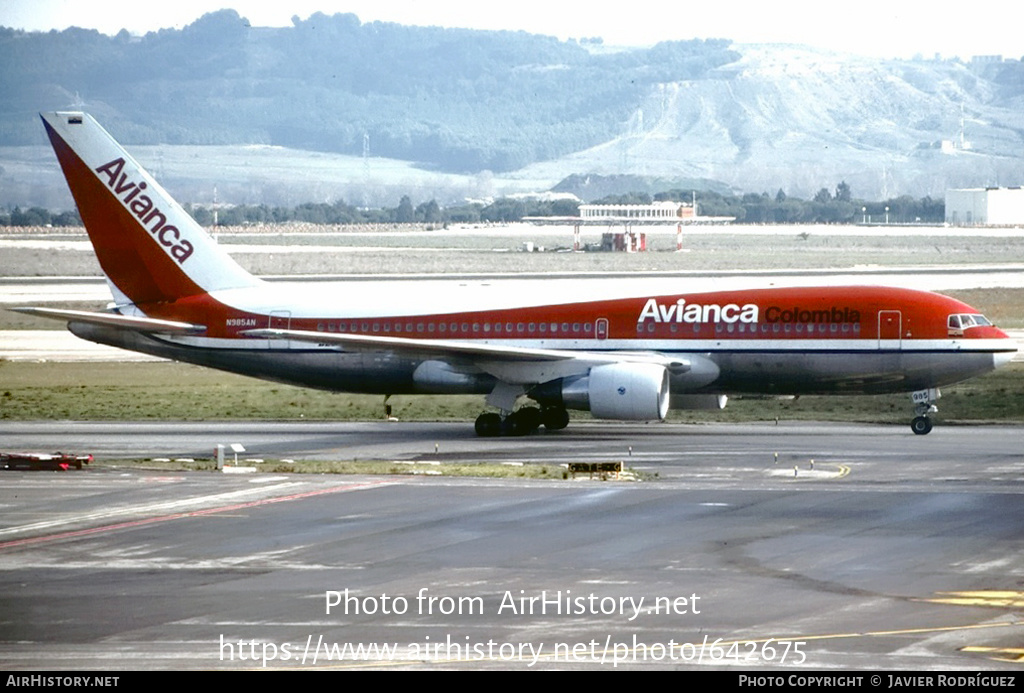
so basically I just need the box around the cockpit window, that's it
[948,313,993,330]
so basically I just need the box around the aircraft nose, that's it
[993,327,1019,369]
[994,347,1017,370]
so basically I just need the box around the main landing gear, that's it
[475,380,569,437]
[910,388,939,435]
[474,406,569,437]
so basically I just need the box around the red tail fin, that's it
[41,112,260,306]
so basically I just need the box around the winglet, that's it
[40,112,260,306]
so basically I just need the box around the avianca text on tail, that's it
[93,157,194,263]
[17,111,1017,437]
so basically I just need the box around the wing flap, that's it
[243,327,575,362]
[242,327,693,384]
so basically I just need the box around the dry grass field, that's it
[4,223,1024,278]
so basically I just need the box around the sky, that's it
[0,0,1021,61]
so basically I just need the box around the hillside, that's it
[2,10,1023,204]
[0,11,737,171]
[516,46,1024,198]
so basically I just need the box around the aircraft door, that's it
[877,310,902,349]
[596,318,609,340]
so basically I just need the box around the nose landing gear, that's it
[910,388,940,435]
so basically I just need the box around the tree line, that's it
[2,183,946,227]
[653,183,944,224]
[1,206,82,227]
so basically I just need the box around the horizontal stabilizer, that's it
[9,307,206,335]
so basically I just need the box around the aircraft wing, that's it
[9,307,207,335]
[243,327,693,385]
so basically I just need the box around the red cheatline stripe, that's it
[0,479,394,551]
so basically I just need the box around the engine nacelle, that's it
[562,363,670,421]
[669,394,728,410]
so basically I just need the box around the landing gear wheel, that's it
[476,407,564,436]
[910,388,939,436]
[910,415,933,435]
[540,407,570,431]
[475,412,503,437]
[507,407,542,435]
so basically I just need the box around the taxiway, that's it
[1,421,1022,670]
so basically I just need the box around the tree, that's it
[416,199,442,224]
[395,195,414,223]
[10,207,49,226]
[549,199,581,217]
[813,188,833,203]
[481,198,528,222]
[835,181,852,202]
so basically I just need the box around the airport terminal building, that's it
[578,201,695,221]
[945,187,1024,226]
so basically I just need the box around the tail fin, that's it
[41,112,260,306]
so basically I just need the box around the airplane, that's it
[13,112,1017,436]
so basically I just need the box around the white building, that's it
[579,201,694,221]
[945,187,1024,226]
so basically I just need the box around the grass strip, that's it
[2,360,1022,424]
[95,457,584,479]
